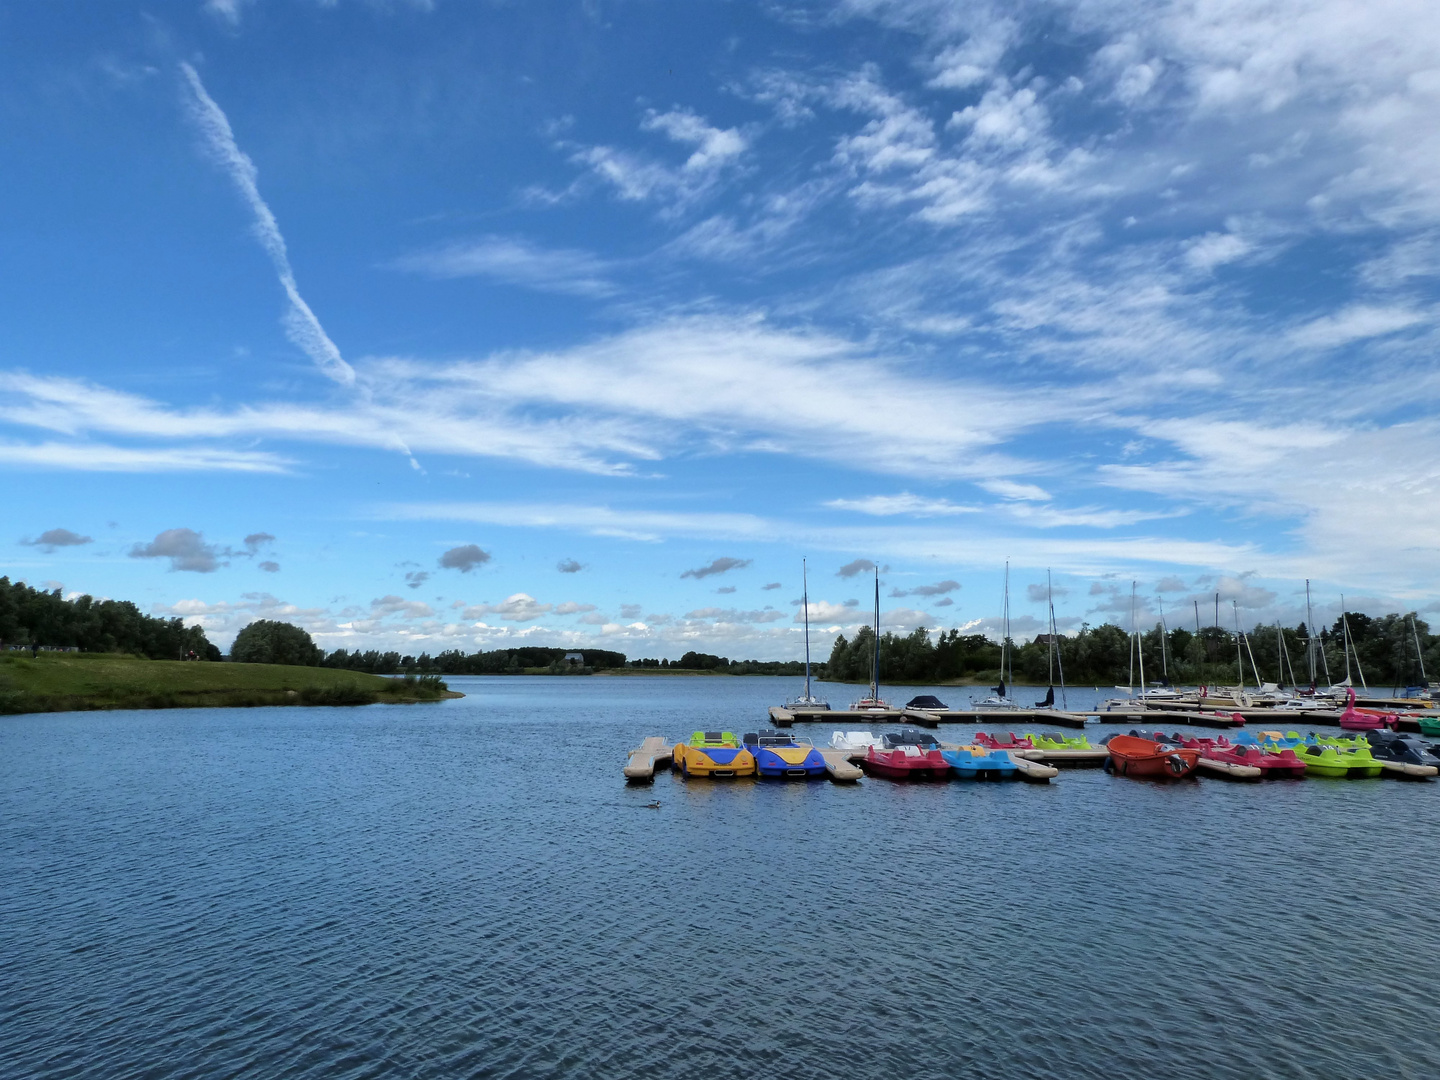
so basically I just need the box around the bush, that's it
[230,620,323,666]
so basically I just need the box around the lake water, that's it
[3,675,1438,1079]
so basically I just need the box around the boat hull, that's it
[753,746,826,778]
[1105,735,1200,780]
[674,745,757,778]
[862,748,951,780]
[941,748,1019,779]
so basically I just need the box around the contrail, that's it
[179,62,355,387]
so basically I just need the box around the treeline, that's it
[0,577,218,660]
[631,652,807,675]
[825,613,1440,687]
[322,646,628,675]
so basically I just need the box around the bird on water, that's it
[645,800,660,809]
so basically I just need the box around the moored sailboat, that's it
[785,558,830,711]
[850,567,891,711]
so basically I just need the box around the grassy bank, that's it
[0,653,459,716]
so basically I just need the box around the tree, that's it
[230,620,323,666]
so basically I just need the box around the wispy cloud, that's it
[825,493,977,516]
[179,63,355,386]
[393,235,618,297]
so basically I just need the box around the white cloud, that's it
[825,493,977,516]
[1289,305,1428,349]
[393,236,617,297]
[179,64,354,386]
[980,479,1050,501]
[464,593,552,622]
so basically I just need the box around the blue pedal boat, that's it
[941,745,1021,779]
[743,729,827,778]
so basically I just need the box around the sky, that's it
[4,0,1440,659]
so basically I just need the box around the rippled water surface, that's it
[4,675,1439,1079]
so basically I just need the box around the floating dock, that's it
[623,737,673,782]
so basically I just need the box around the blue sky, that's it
[5,0,1440,658]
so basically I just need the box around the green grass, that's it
[0,653,458,716]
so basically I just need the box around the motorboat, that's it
[743,730,826,778]
[672,731,756,778]
[974,731,1034,750]
[861,730,951,780]
[904,694,948,711]
[1103,733,1200,779]
[829,730,882,752]
[785,558,831,711]
[942,745,1020,779]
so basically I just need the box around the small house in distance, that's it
[563,652,585,667]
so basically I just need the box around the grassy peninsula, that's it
[0,652,458,716]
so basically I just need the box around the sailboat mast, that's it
[802,558,812,700]
[1341,594,1352,684]
[1129,582,1137,694]
[1412,614,1427,683]
[1004,560,1012,689]
[1194,599,1204,686]
[1048,569,1067,709]
[1305,580,1317,686]
[1046,569,1054,687]
[1137,588,1147,694]
[1158,595,1169,681]
[871,567,880,701]
[1233,601,1244,690]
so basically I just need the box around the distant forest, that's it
[5,573,1435,687]
[826,613,1440,687]
[0,577,218,660]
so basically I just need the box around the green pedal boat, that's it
[1297,742,1384,778]
[1028,732,1092,750]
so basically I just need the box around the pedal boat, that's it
[1028,732,1092,751]
[862,730,951,780]
[1104,733,1200,779]
[672,731,756,778]
[942,745,1020,779]
[1338,688,1398,731]
[1296,742,1384,778]
[974,731,1034,750]
[1366,730,1440,770]
[830,730,882,752]
[743,730,826,778]
[1176,734,1306,778]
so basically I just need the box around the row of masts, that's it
[1120,578,1427,694]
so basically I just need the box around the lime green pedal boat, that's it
[1297,742,1384,778]
[1028,732,1092,750]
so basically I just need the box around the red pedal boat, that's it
[863,733,952,780]
[1176,735,1307,779]
[974,731,1034,750]
[1105,734,1199,779]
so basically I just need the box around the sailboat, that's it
[785,558,830,711]
[973,561,1021,711]
[1033,568,1067,710]
[1139,596,1182,701]
[849,568,891,712]
[1101,582,1144,709]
